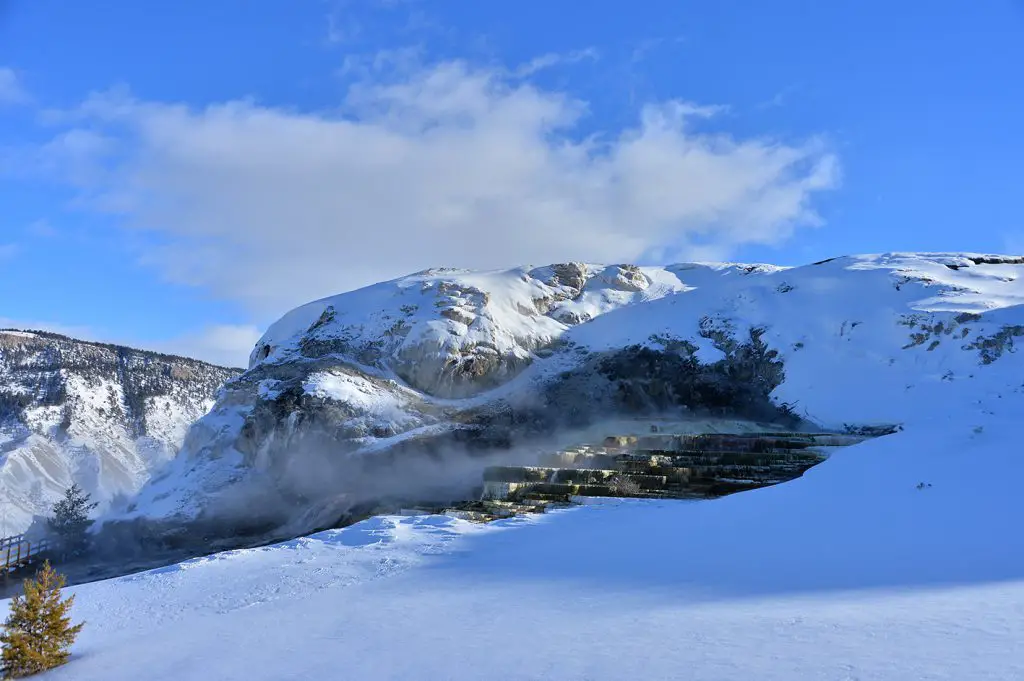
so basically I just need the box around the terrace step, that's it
[479,429,866,503]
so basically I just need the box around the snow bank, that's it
[30,409,1024,681]
[304,371,410,422]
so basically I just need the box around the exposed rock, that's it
[549,262,590,293]
[967,255,1024,266]
[480,431,856,502]
[966,325,1024,365]
[249,264,682,399]
[605,264,650,292]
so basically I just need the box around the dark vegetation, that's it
[47,485,97,559]
[0,329,241,370]
[0,562,83,679]
[0,330,240,435]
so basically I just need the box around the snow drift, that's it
[40,413,1024,681]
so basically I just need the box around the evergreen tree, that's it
[0,561,84,678]
[47,485,97,558]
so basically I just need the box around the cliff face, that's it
[122,254,1024,543]
[0,330,241,534]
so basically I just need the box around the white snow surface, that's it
[124,253,1024,525]
[30,413,1024,681]
[23,252,1024,679]
[304,371,417,428]
[251,255,1024,421]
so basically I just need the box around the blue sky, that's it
[1,0,1022,366]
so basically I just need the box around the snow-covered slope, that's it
[122,254,1024,539]
[40,414,1024,681]
[0,331,240,533]
[252,263,689,397]
[14,252,1024,680]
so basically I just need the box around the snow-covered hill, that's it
[121,253,1024,541]
[12,252,1024,681]
[0,331,240,534]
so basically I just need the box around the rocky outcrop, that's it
[479,431,870,502]
[0,330,240,533]
[248,264,685,399]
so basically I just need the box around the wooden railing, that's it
[0,534,52,573]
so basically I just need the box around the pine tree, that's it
[47,485,97,558]
[0,562,84,678]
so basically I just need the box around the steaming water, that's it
[1,417,806,595]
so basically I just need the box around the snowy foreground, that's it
[22,415,1024,681]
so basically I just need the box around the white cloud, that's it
[630,36,686,64]
[0,68,28,106]
[326,9,360,45]
[1,126,115,187]
[41,59,839,317]
[339,46,425,80]
[513,49,600,77]
[153,324,262,368]
[756,85,801,110]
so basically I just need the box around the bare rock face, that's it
[0,330,240,533]
[386,280,534,399]
[606,264,651,292]
[549,262,590,293]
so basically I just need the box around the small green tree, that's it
[0,561,84,678]
[47,485,97,558]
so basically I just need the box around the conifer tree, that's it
[47,485,97,558]
[0,561,83,678]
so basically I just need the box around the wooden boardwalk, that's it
[0,534,52,573]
